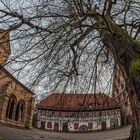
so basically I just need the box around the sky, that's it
[0,0,115,100]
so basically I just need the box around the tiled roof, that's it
[38,93,119,110]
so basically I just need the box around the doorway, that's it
[62,123,68,132]
[54,122,59,132]
[41,121,45,129]
[79,125,88,132]
[110,118,118,129]
[101,121,107,131]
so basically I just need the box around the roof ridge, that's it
[39,93,119,110]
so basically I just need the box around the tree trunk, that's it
[98,15,140,140]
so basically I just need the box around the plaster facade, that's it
[37,93,121,132]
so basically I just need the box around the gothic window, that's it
[6,95,17,119]
[8,99,15,119]
[15,100,25,122]
[15,102,20,121]
[20,104,24,121]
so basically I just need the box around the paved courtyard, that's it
[0,124,131,140]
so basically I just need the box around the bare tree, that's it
[0,0,140,139]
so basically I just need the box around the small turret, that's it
[0,29,11,65]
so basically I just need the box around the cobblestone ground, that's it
[0,124,131,140]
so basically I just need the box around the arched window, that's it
[15,102,20,121]
[6,95,17,119]
[15,100,25,122]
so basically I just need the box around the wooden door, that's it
[54,122,59,132]
[101,121,107,131]
[41,121,45,129]
[62,123,68,132]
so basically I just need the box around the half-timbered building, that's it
[37,93,121,132]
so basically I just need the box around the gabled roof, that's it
[0,65,35,95]
[38,93,119,111]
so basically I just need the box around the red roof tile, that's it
[38,93,119,110]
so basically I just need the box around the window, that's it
[6,95,17,120]
[94,111,99,117]
[102,111,106,116]
[15,100,25,122]
[74,123,79,129]
[88,123,93,129]
[47,122,52,128]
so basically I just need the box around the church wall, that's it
[0,29,34,128]
[0,68,34,128]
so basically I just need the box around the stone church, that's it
[0,29,35,128]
